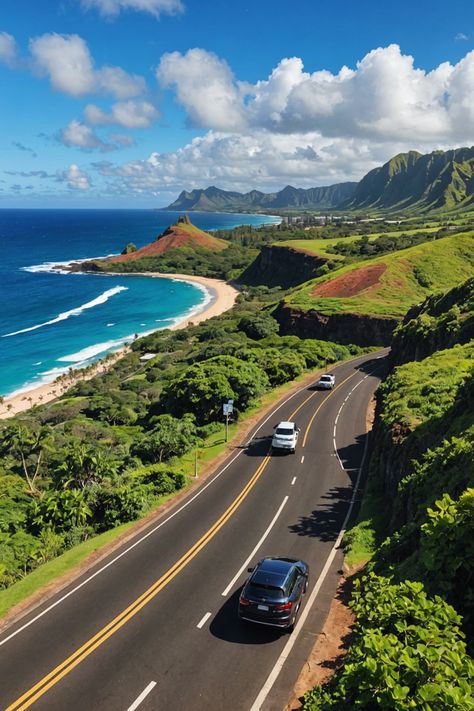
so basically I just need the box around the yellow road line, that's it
[6,456,270,711]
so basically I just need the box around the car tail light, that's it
[274,601,293,611]
[239,597,250,606]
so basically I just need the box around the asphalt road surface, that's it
[0,350,387,711]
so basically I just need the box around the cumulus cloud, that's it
[81,0,183,18]
[60,164,92,190]
[156,44,474,146]
[85,100,158,127]
[59,120,115,151]
[109,133,136,146]
[157,48,245,130]
[93,130,387,196]
[0,31,17,66]
[29,33,145,98]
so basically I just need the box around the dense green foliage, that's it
[95,242,258,281]
[391,277,474,364]
[306,277,474,705]
[0,288,359,588]
[303,574,474,710]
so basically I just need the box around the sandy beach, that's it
[0,274,239,420]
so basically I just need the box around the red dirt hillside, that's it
[311,263,387,298]
[109,216,228,264]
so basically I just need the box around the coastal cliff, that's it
[239,244,329,288]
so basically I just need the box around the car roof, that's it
[320,374,333,378]
[275,421,295,428]
[252,557,301,585]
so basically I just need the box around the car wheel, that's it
[304,577,308,593]
[287,603,300,633]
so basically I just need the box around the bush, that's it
[303,573,474,710]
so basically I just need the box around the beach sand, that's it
[0,274,239,419]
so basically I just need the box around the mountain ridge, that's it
[161,146,474,214]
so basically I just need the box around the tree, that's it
[132,415,197,463]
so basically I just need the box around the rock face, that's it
[274,302,399,346]
[239,245,329,288]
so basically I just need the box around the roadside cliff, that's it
[274,302,399,346]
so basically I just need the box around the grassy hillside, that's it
[286,233,474,318]
[278,226,442,260]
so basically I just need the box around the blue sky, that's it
[1,0,474,207]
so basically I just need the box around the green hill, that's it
[286,233,474,318]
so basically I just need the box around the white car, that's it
[317,373,335,390]
[272,421,300,453]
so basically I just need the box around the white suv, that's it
[316,373,335,390]
[272,421,300,453]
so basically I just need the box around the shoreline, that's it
[0,273,239,419]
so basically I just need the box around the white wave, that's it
[2,286,128,338]
[22,254,116,274]
[106,323,115,327]
[57,338,127,363]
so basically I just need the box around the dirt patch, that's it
[311,263,386,298]
[285,574,358,711]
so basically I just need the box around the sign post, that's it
[223,400,234,442]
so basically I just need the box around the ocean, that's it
[0,209,279,398]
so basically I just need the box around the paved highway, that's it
[0,350,387,711]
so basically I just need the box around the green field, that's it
[286,233,474,317]
[277,226,443,259]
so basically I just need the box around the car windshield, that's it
[275,427,293,436]
[246,583,284,599]
[320,376,332,381]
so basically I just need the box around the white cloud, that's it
[59,120,114,151]
[0,32,17,66]
[61,164,92,190]
[29,33,145,98]
[156,44,474,146]
[81,0,183,18]
[157,48,245,130]
[109,133,136,146]
[85,100,158,127]
[455,32,469,41]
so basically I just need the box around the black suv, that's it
[238,557,309,631]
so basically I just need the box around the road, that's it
[0,350,387,711]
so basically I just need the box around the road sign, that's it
[223,403,233,416]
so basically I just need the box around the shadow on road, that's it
[209,588,284,645]
[288,485,352,542]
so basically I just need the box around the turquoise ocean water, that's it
[0,210,279,397]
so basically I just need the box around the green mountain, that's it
[161,182,357,212]
[347,146,474,212]
[163,147,474,215]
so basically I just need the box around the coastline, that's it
[0,273,239,419]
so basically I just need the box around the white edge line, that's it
[197,612,212,629]
[127,681,157,711]
[0,351,384,647]
[291,477,297,486]
[249,373,375,711]
[221,496,289,597]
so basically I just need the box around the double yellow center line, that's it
[6,455,271,710]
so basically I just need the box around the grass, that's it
[343,482,390,568]
[277,226,442,259]
[286,233,474,318]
